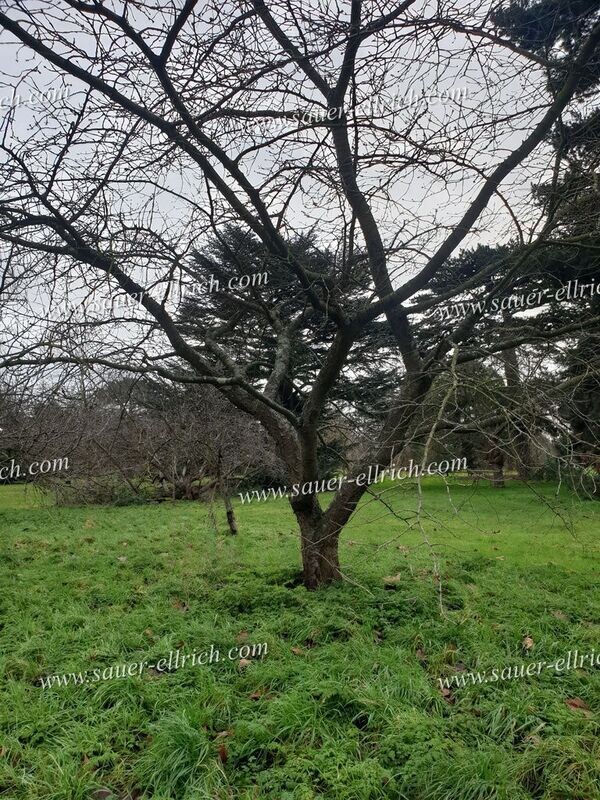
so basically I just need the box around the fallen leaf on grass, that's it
[440,686,455,704]
[524,734,542,747]
[565,697,592,716]
[522,635,534,651]
[145,667,165,678]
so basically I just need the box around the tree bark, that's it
[502,346,534,480]
[293,371,436,589]
[217,447,238,535]
[293,495,341,590]
[489,444,505,488]
[224,495,239,536]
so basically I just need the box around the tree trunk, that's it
[490,445,505,488]
[293,496,340,590]
[217,447,238,535]
[502,346,534,480]
[223,494,238,536]
[293,371,436,589]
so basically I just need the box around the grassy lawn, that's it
[0,478,599,799]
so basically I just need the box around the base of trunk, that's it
[295,499,341,590]
[225,506,238,535]
[303,541,341,590]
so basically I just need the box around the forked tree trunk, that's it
[292,373,437,589]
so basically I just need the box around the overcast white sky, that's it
[0,0,597,350]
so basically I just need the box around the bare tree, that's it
[1,1,599,587]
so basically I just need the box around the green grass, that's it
[0,483,53,510]
[0,478,599,800]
